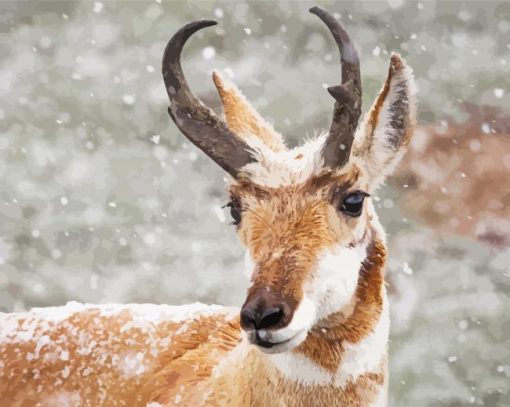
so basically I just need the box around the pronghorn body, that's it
[0,240,387,406]
[0,7,415,406]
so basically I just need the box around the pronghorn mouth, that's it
[254,332,292,349]
[246,329,308,354]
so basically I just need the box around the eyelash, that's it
[224,198,242,225]
[339,191,370,217]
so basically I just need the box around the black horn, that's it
[162,20,255,178]
[310,7,362,168]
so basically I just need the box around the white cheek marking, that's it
[284,296,316,334]
[265,298,389,389]
[308,244,367,321]
[253,244,367,349]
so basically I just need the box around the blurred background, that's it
[0,0,508,405]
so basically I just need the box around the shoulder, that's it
[0,302,242,406]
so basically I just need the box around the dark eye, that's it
[340,192,369,217]
[225,198,242,225]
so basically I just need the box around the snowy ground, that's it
[0,1,508,405]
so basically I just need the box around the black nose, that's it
[240,288,291,331]
[241,306,284,330]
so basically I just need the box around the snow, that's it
[12,301,235,324]
[93,2,103,13]
[494,88,504,98]
[117,351,147,377]
[202,47,216,60]
[0,2,508,405]
[61,365,70,378]
[143,233,156,245]
[122,94,136,105]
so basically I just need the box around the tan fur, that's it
[231,166,365,309]
[0,198,387,407]
[202,348,385,407]
[0,54,415,406]
[213,71,286,152]
[0,307,240,406]
[173,240,387,407]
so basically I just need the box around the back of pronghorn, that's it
[0,7,415,406]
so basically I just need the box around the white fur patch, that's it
[265,293,389,389]
[371,385,388,407]
[267,351,332,384]
[240,135,326,187]
[211,338,251,378]
[43,391,81,407]
[334,297,389,387]
[249,242,366,353]
[308,244,367,322]
[261,240,388,390]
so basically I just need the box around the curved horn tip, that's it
[183,19,218,31]
[309,6,342,24]
[168,20,218,45]
[162,19,218,62]
[309,6,327,16]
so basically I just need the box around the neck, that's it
[211,237,389,406]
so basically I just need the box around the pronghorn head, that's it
[163,8,416,354]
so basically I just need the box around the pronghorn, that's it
[0,7,415,406]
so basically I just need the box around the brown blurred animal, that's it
[395,103,510,247]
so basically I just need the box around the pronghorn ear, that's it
[212,71,286,152]
[354,54,416,188]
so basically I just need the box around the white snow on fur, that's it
[240,134,327,187]
[0,301,238,344]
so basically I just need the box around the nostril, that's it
[240,308,256,330]
[258,307,283,329]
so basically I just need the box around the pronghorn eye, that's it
[225,198,242,225]
[341,192,369,217]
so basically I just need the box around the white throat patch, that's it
[266,297,389,389]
